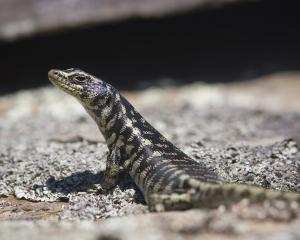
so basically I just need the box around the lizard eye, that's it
[74,75,86,83]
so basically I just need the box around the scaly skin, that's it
[48,68,300,211]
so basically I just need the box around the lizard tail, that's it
[193,182,300,208]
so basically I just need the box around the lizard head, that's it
[48,68,114,105]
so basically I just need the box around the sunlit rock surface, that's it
[0,72,300,239]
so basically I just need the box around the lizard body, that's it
[48,68,300,211]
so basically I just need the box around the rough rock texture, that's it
[1,209,300,240]
[0,0,254,41]
[1,72,300,239]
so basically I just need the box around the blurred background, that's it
[1,0,299,94]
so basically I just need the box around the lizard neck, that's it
[84,91,164,155]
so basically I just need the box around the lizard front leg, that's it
[101,146,123,192]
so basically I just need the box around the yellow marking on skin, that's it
[139,167,152,187]
[120,124,127,133]
[128,128,142,142]
[144,131,153,135]
[132,118,137,123]
[125,122,143,142]
[106,115,117,129]
[152,151,162,157]
[141,164,161,189]
[128,133,135,142]
[121,105,126,115]
[163,171,184,192]
[143,165,163,188]
[153,178,164,192]
[137,169,154,189]
[137,145,144,152]
[163,152,178,156]
[144,165,175,192]
[106,84,112,92]
[152,167,176,192]
[178,174,190,188]
[145,174,156,191]
[124,159,131,168]
[155,204,165,212]
[141,138,152,146]
[140,167,151,177]
[124,152,137,169]
[118,111,123,119]
[101,106,113,122]
[151,159,170,171]
[168,170,183,182]
[115,94,121,102]
[130,159,143,179]
[125,144,135,154]
[116,136,126,149]
[140,155,167,189]
[188,179,201,188]
[160,166,176,176]
[130,159,151,189]
[101,95,109,105]
[154,143,168,148]
[132,127,141,136]
[120,118,134,134]
[126,119,133,128]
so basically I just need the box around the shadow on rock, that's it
[41,171,143,201]
[42,170,104,195]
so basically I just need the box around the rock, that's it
[1,210,300,240]
[0,196,65,221]
[0,0,253,41]
[1,74,300,238]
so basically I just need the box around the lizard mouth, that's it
[48,69,83,95]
